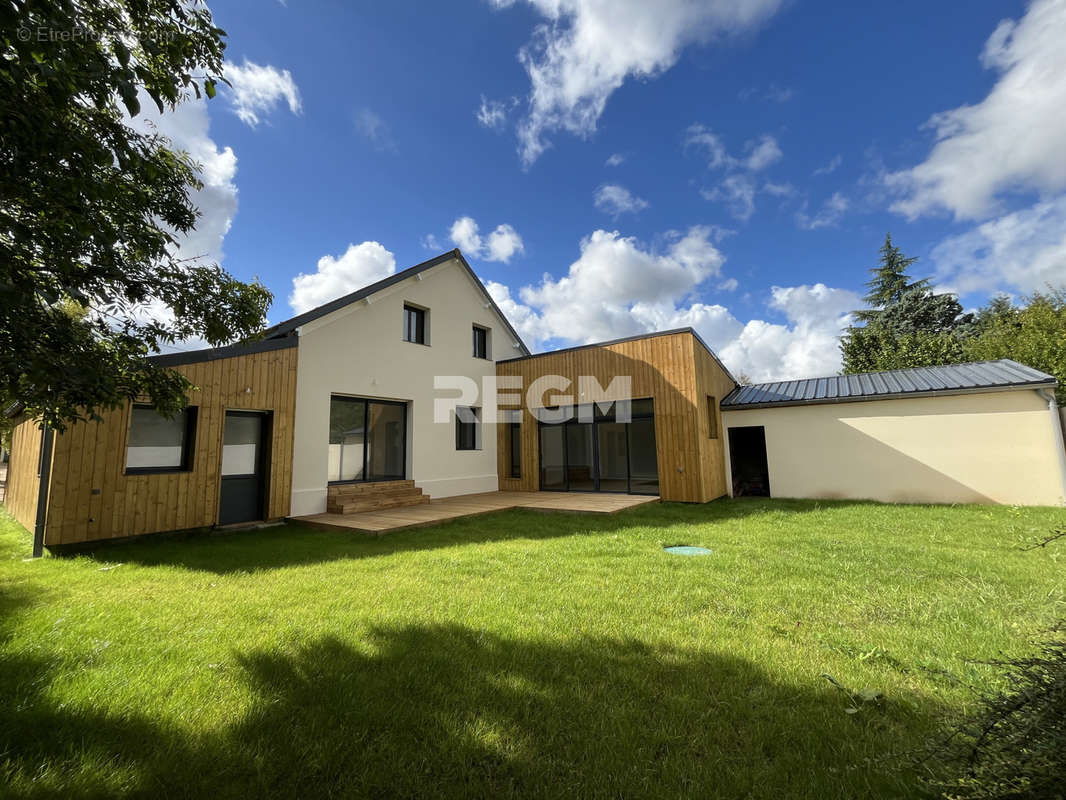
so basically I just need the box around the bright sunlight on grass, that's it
[1,499,1063,798]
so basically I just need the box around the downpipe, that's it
[1038,388,1066,506]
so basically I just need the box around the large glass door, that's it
[597,422,629,492]
[329,396,407,483]
[565,423,596,491]
[537,401,659,495]
[538,424,566,490]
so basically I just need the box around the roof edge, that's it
[721,378,1057,411]
[148,333,298,368]
[497,327,738,385]
[260,249,530,356]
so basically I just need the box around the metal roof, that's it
[721,359,1056,410]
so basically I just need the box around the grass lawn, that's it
[1,499,1063,798]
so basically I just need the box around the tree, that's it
[853,233,929,324]
[963,289,1066,405]
[1,0,272,432]
[841,235,971,373]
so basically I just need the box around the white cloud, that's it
[703,175,756,221]
[685,123,734,169]
[120,93,241,352]
[813,154,842,176]
[223,59,301,127]
[128,95,237,267]
[355,108,397,152]
[796,192,848,230]
[744,134,782,170]
[687,125,783,220]
[605,153,626,166]
[449,216,525,262]
[593,184,649,217]
[887,0,1066,220]
[485,226,859,381]
[929,194,1066,295]
[487,224,525,262]
[493,0,784,166]
[739,83,793,102]
[289,241,396,314]
[421,233,442,251]
[762,181,794,197]
[477,96,513,130]
[717,284,860,381]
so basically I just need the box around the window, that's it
[472,325,489,359]
[329,396,407,482]
[403,304,427,344]
[455,406,480,450]
[125,405,197,473]
[502,409,521,478]
[706,395,718,439]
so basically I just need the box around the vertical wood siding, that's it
[4,419,44,531]
[42,344,298,546]
[494,331,735,502]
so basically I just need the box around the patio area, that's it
[291,491,660,534]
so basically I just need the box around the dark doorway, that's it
[219,411,271,525]
[728,426,770,497]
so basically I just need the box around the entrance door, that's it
[728,425,770,497]
[219,411,270,525]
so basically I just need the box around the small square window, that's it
[706,396,719,439]
[473,325,489,359]
[455,406,480,451]
[403,305,427,344]
[125,405,197,473]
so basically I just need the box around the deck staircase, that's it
[326,480,430,515]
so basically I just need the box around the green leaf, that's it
[204,79,216,99]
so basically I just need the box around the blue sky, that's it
[151,0,1066,381]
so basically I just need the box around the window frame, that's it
[328,395,408,484]
[472,324,490,359]
[402,304,428,345]
[455,406,481,451]
[509,421,521,478]
[706,395,719,439]
[124,404,198,475]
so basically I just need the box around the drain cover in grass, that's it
[663,545,712,556]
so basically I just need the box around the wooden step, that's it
[329,486,424,504]
[328,492,430,515]
[328,480,415,498]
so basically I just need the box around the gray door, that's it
[219,411,269,525]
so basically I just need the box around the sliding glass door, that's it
[329,396,407,483]
[537,400,659,495]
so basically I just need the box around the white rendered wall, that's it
[289,258,522,515]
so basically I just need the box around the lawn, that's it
[0,499,1063,798]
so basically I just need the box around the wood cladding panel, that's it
[42,345,298,546]
[693,344,740,502]
[4,419,44,531]
[495,331,735,502]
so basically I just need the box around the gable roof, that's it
[261,249,530,355]
[497,326,739,386]
[721,359,1056,410]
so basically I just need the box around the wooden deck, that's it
[291,491,660,534]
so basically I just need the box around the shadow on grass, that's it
[74,497,879,575]
[1,623,939,798]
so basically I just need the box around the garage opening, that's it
[728,426,770,497]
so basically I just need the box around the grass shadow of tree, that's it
[2,623,942,798]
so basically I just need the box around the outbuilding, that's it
[721,360,1066,506]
